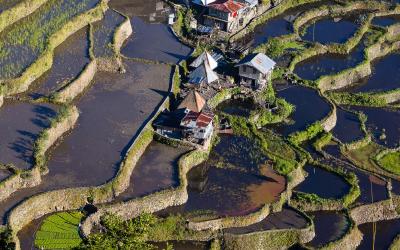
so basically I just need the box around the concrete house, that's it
[235,53,276,90]
[180,110,215,143]
[202,0,258,33]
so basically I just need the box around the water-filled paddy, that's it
[295,164,350,199]
[116,141,189,201]
[217,98,256,117]
[351,106,400,148]
[347,53,400,93]
[294,38,366,81]
[358,219,400,250]
[273,83,331,136]
[0,0,24,12]
[332,108,364,143]
[121,17,192,64]
[92,9,125,58]
[0,0,99,79]
[307,211,349,247]
[28,27,90,98]
[0,102,57,170]
[0,61,171,224]
[301,16,360,44]
[224,208,308,234]
[372,15,400,27]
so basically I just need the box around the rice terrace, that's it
[0,0,400,249]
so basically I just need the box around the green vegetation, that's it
[328,91,387,107]
[377,151,400,175]
[81,213,156,250]
[0,227,15,250]
[0,0,100,79]
[313,132,332,151]
[288,122,324,145]
[256,37,305,59]
[34,211,83,249]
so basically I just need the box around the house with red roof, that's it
[180,110,215,143]
[203,0,257,33]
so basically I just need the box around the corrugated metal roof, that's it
[235,53,276,74]
[209,0,246,13]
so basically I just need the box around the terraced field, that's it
[0,0,399,250]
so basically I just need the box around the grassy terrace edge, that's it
[0,0,109,97]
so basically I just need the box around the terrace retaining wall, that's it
[54,60,97,103]
[350,199,399,225]
[3,0,109,96]
[0,95,3,108]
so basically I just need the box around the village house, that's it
[153,90,214,145]
[200,0,258,33]
[186,51,219,88]
[235,53,276,90]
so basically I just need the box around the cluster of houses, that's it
[153,50,276,147]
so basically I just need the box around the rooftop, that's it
[208,0,246,13]
[236,53,276,74]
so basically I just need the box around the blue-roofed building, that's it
[235,53,276,90]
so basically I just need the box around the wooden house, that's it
[235,53,276,90]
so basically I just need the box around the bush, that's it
[378,151,400,175]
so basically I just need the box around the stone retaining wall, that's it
[0,95,3,108]
[321,97,337,132]
[54,60,97,103]
[350,199,399,225]
[223,224,315,250]
[321,224,363,250]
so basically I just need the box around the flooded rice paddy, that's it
[295,165,350,199]
[0,0,99,79]
[224,208,308,234]
[116,141,189,201]
[372,15,400,27]
[301,15,360,44]
[28,27,90,98]
[121,17,192,64]
[351,106,400,148]
[273,83,331,136]
[92,9,125,58]
[358,219,400,250]
[0,102,57,170]
[217,98,256,117]
[0,61,172,224]
[332,108,364,143]
[294,37,366,81]
[347,52,400,93]
[307,211,349,248]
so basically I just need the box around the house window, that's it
[243,66,246,73]
[253,68,257,74]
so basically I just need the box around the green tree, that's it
[0,228,15,250]
[78,213,157,250]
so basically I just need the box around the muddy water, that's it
[351,106,400,148]
[116,142,189,201]
[272,83,331,136]
[17,216,44,250]
[224,208,308,234]
[0,169,12,182]
[302,16,359,44]
[372,15,400,27]
[0,0,99,79]
[27,27,90,98]
[217,98,256,117]
[347,53,400,93]
[332,108,364,144]
[307,211,349,248]
[121,17,192,64]
[0,61,172,224]
[294,37,366,81]
[295,165,350,199]
[358,219,400,250]
[160,135,285,217]
[92,9,125,58]
[0,102,57,170]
